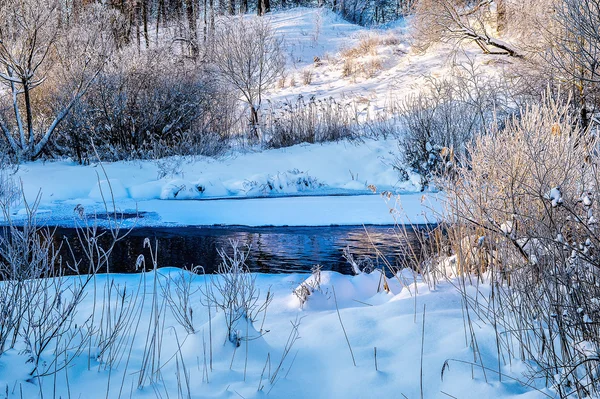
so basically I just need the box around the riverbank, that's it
[0,267,549,399]
[2,138,439,228]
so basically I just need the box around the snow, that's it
[133,193,439,227]
[0,268,551,399]
[269,7,365,69]
[89,179,129,200]
[264,6,508,125]
[5,138,434,227]
[544,187,563,208]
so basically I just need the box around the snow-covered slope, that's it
[270,7,366,68]
[0,269,550,399]
[266,7,512,121]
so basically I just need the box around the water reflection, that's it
[54,225,428,275]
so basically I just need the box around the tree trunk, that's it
[210,0,215,32]
[73,0,81,19]
[142,0,149,48]
[229,0,235,14]
[203,0,208,42]
[250,106,259,139]
[156,0,162,40]
[257,0,269,15]
[135,0,141,50]
[22,80,34,152]
[186,0,199,57]
[578,72,590,128]
[159,0,166,26]
[124,1,133,45]
[6,68,26,150]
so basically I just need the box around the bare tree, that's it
[553,0,600,82]
[212,17,284,138]
[413,0,521,57]
[548,0,600,125]
[0,0,112,161]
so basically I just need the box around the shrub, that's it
[203,242,272,346]
[57,47,227,162]
[0,189,110,377]
[397,64,514,188]
[442,96,600,397]
[264,96,355,148]
[397,89,475,188]
[340,34,379,59]
[342,58,357,78]
[302,69,314,85]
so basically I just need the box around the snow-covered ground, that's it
[6,138,439,227]
[266,7,510,118]
[271,7,367,69]
[0,268,550,399]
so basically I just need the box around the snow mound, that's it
[293,269,396,310]
[159,178,229,200]
[88,179,129,200]
[128,180,164,199]
[225,169,325,197]
[160,179,204,200]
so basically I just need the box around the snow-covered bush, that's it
[398,90,476,188]
[443,96,600,397]
[548,0,600,128]
[57,47,227,163]
[0,174,138,380]
[203,242,272,346]
[160,179,205,200]
[293,265,325,308]
[398,66,513,188]
[0,0,113,162]
[241,170,324,196]
[155,156,185,180]
[0,194,101,377]
[161,269,198,335]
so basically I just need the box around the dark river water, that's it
[52,225,430,275]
